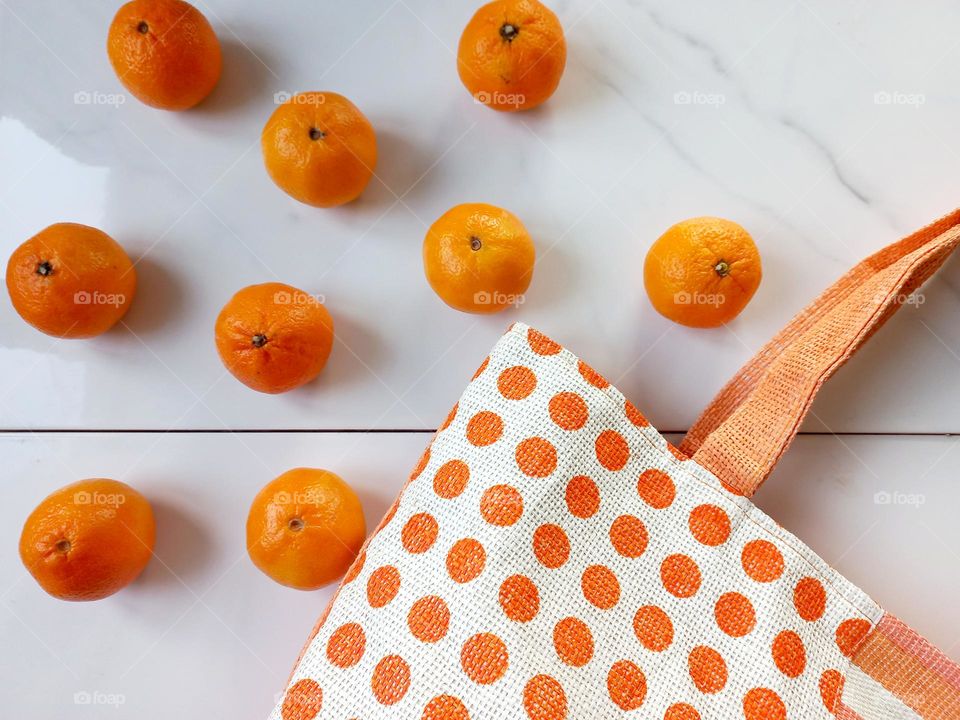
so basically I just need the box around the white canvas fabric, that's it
[271,323,882,720]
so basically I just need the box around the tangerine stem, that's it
[500,23,519,41]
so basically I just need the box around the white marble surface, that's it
[0,432,957,718]
[2,0,960,430]
[1,1,959,718]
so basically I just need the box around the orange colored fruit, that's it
[19,479,155,601]
[457,0,567,112]
[6,223,137,338]
[423,203,535,314]
[215,282,334,394]
[644,217,762,328]
[246,468,366,590]
[107,0,222,110]
[261,92,377,208]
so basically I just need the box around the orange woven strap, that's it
[680,210,960,497]
[851,613,960,719]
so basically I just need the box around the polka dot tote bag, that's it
[273,211,960,720]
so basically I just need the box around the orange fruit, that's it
[6,223,137,339]
[215,282,334,394]
[19,479,155,601]
[423,203,535,314]
[261,92,377,208]
[107,0,222,111]
[457,0,567,112]
[644,217,762,328]
[246,468,366,590]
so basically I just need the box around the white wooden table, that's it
[1,1,958,717]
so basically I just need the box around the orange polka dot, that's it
[688,645,727,694]
[500,574,540,623]
[714,592,756,637]
[637,469,675,509]
[480,484,524,526]
[772,630,806,678]
[836,618,871,657]
[743,688,786,720]
[664,703,700,720]
[578,359,609,388]
[794,577,826,622]
[553,617,594,666]
[607,660,646,710]
[610,515,648,558]
[533,524,570,569]
[461,633,509,685]
[434,460,469,499]
[523,674,567,720]
[689,504,731,546]
[565,475,600,518]
[661,554,701,598]
[633,605,674,652]
[527,328,562,356]
[581,565,621,609]
[472,356,489,379]
[326,623,366,668]
[741,540,784,583]
[282,679,323,720]
[408,595,450,643]
[516,437,558,477]
[402,513,439,554]
[423,695,470,720]
[549,392,589,431]
[466,411,503,446]
[367,566,400,608]
[624,400,649,427]
[411,447,431,480]
[372,655,410,705]
[595,430,629,471]
[343,549,366,584]
[498,366,537,400]
[447,538,486,583]
[819,669,844,712]
[439,403,458,432]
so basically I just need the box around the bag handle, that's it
[679,210,960,497]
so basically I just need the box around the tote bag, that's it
[271,210,960,720]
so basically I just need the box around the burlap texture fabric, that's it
[272,212,960,720]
